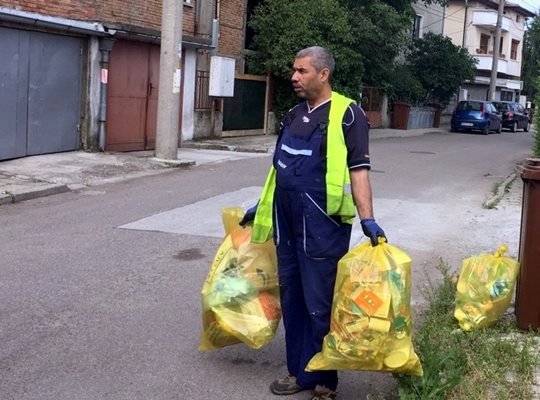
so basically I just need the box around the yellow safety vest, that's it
[251,91,356,243]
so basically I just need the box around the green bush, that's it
[387,65,426,106]
[395,262,540,399]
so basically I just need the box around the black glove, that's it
[239,202,259,227]
[361,218,387,246]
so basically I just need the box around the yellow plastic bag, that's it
[454,245,519,332]
[199,207,280,351]
[307,240,423,377]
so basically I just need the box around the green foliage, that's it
[247,0,361,118]
[395,263,466,399]
[522,17,540,99]
[341,1,413,89]
[387,64,426,105]
[247,0,453,117]
[405,33,477,105]
[533,76,540,157]
[395,262,540,400]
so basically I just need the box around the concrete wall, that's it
[412,3,445,36]
[182,49,197,142]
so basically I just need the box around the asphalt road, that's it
[0,129,534,400]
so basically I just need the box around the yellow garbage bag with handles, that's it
[199,207,280,351]
[454,245,519,332]
[307,240,423,377]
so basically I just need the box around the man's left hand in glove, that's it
[360,218,387,246]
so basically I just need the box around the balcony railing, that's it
[475,54,508,74]
[472,10,511,32]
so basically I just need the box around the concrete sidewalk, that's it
[0,126,447,206]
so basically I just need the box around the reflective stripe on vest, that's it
[251,166,276,244]
[326,92,356,223]
[251,91,356,244]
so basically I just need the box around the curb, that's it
[181,142,271,153]
[483,173,517,209]
[1,183,70,205]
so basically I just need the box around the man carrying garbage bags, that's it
[241,46,386,400]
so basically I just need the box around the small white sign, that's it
[209,56,235,97]
[100,69,108,84]
[173,69,181,94]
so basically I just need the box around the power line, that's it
[421,5,467,31]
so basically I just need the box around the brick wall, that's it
[0,0,196,36]
[0,0,97,20]
[2,0,247,63]
[218,0,245,59]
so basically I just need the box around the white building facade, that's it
[444,0,535,101]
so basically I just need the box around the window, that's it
[511,39,520,60]
[479,34,490,54]
[500,91,514,101]
[517,15,521,23]
[412,15,423,39]
[499,37,504,55]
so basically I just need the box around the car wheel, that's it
[510,121,517,132]
[524,121,530,132]
[450,127,457,132]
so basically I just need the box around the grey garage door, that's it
[0,27,82,160]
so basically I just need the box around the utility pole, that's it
[442,6,446,35]
[489,0,505,101]
[462,0,469,48]
[155,0,183,160]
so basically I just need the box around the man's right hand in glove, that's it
[239,202,258,226]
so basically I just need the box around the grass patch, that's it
[483,175,516,209]
[395,262,540,399]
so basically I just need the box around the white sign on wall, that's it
[209,56,235,97]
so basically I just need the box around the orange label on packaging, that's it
[354,290,383,316]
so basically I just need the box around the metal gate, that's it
[0,27,82,161]
[223,75,266,133]
[106,40,166,151]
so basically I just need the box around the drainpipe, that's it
[98,38,115,151]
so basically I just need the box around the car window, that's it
[457,101,482,111]
[493,102,508,112]
[517,104,525,113]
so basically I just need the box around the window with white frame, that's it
[412,15,423,39]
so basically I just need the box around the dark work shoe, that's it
[311,385,337,400]
[269,375,304,395]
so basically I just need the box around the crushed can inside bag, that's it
[199,207,280,351]
[307,240,423,376]
[454,245,519,332]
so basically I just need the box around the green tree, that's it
[339,0,414,89]
[387,64,426,105]
[523,16,540,99]
[247,0,449,117]
[405,32,477,105]
[247,0,361,118]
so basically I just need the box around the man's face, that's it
[291,56,328,100]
